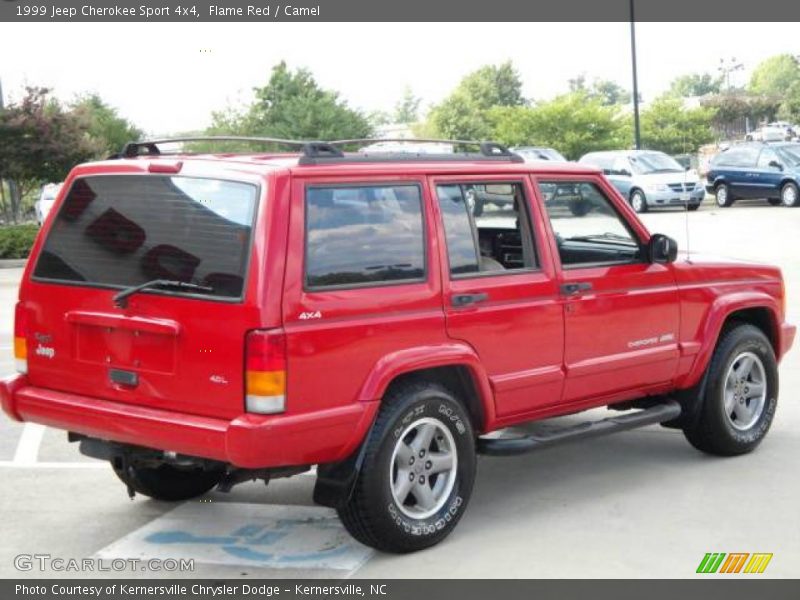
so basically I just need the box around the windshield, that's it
[630,152,684,174]
[33,175,258,300]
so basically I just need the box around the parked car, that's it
[744,126,788,143]
[705,142,800,207]
[579,150,704,213]
[510,146,568,162]
[34,183,63,225]
[1,137,794,553]
[767,122,798,141]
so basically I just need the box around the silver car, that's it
[579,150,704,213]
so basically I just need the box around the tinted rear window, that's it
[33,175,258,299]
[305,184,425,289]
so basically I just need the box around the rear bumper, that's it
[0,376,376,469]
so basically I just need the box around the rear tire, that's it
[768,198,782,206]
[682,324,778,456]
[112,462,223,501]
[781,182,799,207]
[337,381,476,553]
[715,183,733,207]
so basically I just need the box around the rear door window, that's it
[435,182,537,277]
[33,175,258,299]
[304,184,425,289]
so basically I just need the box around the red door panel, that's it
[430,175,565,418]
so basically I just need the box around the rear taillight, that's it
[245,329,286,414]
[13,302,27,374]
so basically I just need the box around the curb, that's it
[0,259,26,269]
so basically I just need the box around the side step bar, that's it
[477,400,682,456]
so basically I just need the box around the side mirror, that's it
[768,160,784,171]
[648,233,678,264]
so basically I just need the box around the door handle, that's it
[451,292,489,307]
[560,282,593,296]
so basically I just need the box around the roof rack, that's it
[112,136,524,164]
[113,136,344,161]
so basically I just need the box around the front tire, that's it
[715,183,733,207]
[338,381,476,553]
[781,182,799,207]
[768,198,782,206]
[112,462,223,501]
[683,323,778,456]
[630,189,648,213]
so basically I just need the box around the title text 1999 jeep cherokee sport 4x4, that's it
[1,138,795,553]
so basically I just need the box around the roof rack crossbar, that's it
[115,136,343,159]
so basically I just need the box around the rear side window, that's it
[714,146,760,167]
[305,184,425,289]
[33,175,258,299]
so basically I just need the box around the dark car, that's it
[706,142,800,208]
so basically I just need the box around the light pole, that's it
[629,0,641,150]
[718,57,743,92]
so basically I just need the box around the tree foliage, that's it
[749,54,800,96]
[489,92,628,159]
[204,62,372,150]
[640,96,717,155]
[0,88,101,222]
[569,75,630,105]
[71,94,143,157]
[667,73,723,98]
[394,86,421,124]
[427,62,524,139]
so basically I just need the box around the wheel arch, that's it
[356,343,495,432]
[314,344,493,509]
[678,295,781,390]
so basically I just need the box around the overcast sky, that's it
[1,22,798,135]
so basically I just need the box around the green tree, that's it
[667,73,723,97]
[640,96,717,155]
[203,62,372,150]
[489,91,628,159]
[591,79,630,106]
[0,88,100,222]
[568,75,629,105]
[427,61,524,140]
[394,86,421,124]
[71,94,143,157]
[749,54,800,96]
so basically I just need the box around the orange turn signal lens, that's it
[13,337,27,360]
[246,370,286,397]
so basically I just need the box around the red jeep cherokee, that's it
[1,138,795,553]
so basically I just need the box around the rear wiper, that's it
[113,279,213,308]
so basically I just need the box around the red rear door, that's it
[430,175,565,420]
[19,169,276,420]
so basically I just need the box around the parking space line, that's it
[13,423,47,465]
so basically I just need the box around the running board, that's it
[477,400,682,456]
